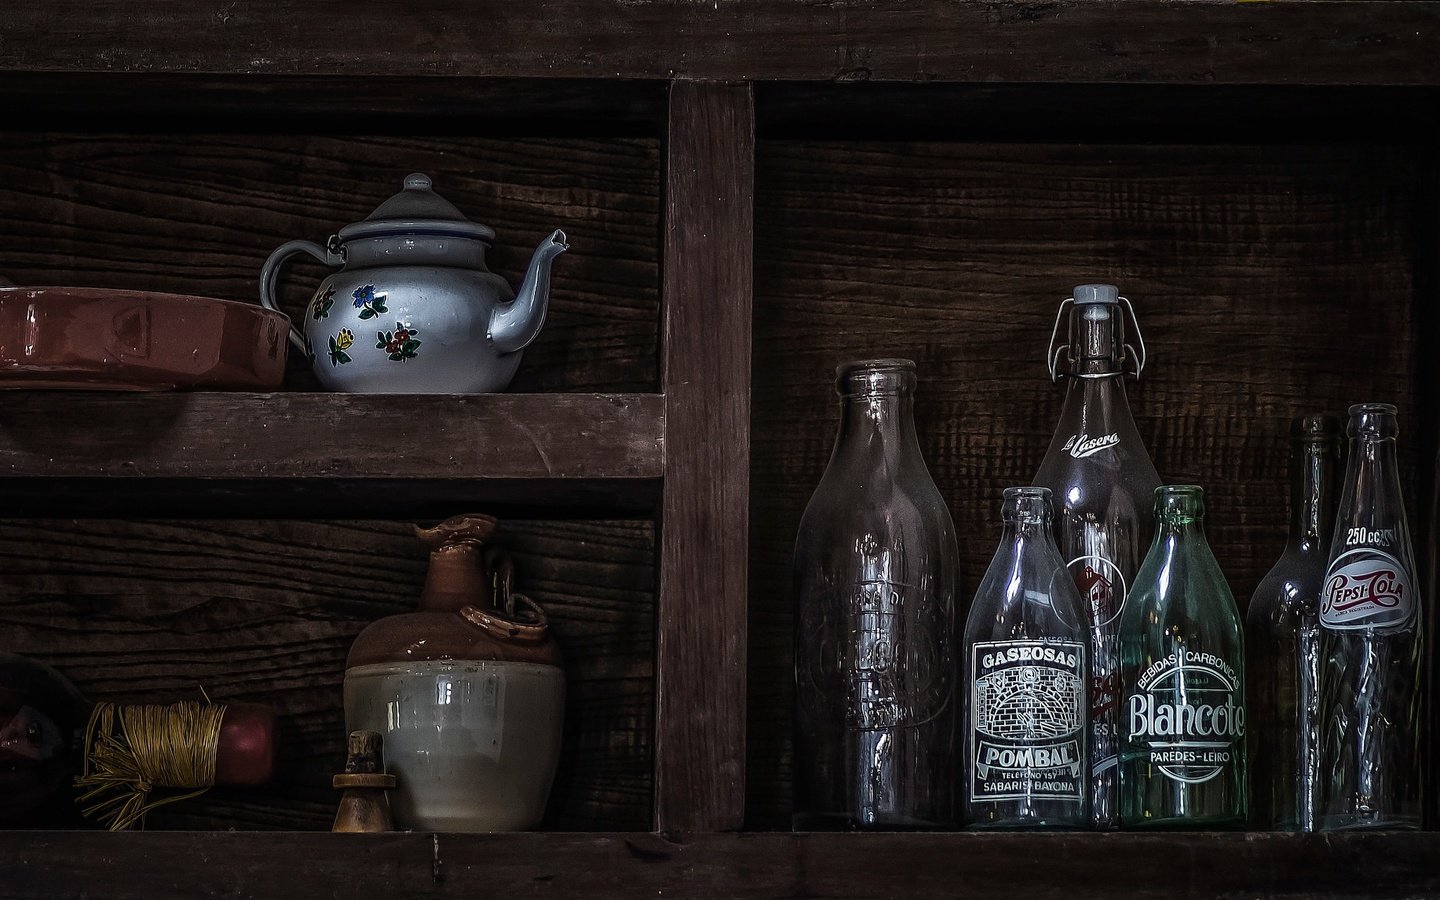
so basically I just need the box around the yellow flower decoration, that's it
[335,328,355,351]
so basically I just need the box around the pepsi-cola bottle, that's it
[1318,403,1424,830]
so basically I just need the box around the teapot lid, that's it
[337,173,496,244]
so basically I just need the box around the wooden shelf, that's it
[4,830,1438,898]
[2,1,1438,85]
[0,392,664,516]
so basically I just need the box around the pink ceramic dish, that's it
[0,287,290,390]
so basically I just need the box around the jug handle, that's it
[260,239,343,356]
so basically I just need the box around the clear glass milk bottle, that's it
[793,359,959,829]
[1318,403,1424,830]
[1034,284,1161,830]
[1246,415,1339,831]
[964,487,1089,829]
[1120,485,1247,829]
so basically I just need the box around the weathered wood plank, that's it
[2,1,1439,85]
[654,82,753,833]
[0,392,663,478]
[0,75,666,130]
[0,518,654,831]
[5,831,1440,899]
[0,131,660,394]
[758,83,1440,143]
[748,140,1423,826]
[1417,142,1440,828]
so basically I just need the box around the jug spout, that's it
[488,229,568,355]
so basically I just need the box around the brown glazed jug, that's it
[343,514,564,831]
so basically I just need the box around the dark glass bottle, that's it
[964,487,1089,829]
[1246,415,1339,832]
[793,359,959,829]
[1318,403,1424,830]
[1120,485,1247,829]
[1034,284,1161,830]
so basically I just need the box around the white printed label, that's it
[1061,432,1121,459]
[1125,651,1244,784]
[969,640,1086,802]
[1321,549,1414,630]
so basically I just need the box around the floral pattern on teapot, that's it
[376,323,421,362]
[352,285,388,320]
[327,329,355,367]
[312,286,335,320]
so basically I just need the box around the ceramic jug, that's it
[343,514,565,832]
[260,174,567,393]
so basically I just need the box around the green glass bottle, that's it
[1120,485,1247,829]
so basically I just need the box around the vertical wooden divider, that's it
[654,81,755,834]
[1421,138,1440,828]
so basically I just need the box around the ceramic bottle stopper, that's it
[332,730,396,833]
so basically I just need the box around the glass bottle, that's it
[1317,403,1424,830]
[793,359,959,829]
[964,487,1089,829]
[1120,485,1247,829]
[1034,283,1162,830]
[1246,415,1339,831]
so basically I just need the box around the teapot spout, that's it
[488,229,568,355]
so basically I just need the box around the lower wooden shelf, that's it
[3,830,1436,898]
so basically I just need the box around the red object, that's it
[215,703,277,787]
[0,287,289,390]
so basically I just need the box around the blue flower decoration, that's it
[352,284,376,308]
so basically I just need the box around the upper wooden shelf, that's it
[0,392,664,517]
[2,1,1438,87]
[4,830,1438,898]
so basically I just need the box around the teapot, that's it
[260,173,567,393]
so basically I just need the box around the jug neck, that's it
[418,543,496,613]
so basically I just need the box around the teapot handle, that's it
[260,239,343,356]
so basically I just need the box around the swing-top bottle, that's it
[1034,284,1161,830]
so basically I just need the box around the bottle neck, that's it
[835,390,923,462]
[1344,433,1404,522]
[1070,303,1123,378]
[1154,488,1207,542]
[1290,437,1337,552]
[1001,517,1052,544]
[1057,369,1138,439]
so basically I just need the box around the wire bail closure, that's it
[1046,294,1147,383]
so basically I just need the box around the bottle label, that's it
[1126,651,1244,784]
[799,580,953,730]
[1061,432,1120,459]
[1320,549,1414,630]
[969,640,1086,802]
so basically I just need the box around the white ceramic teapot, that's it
[260,173,567,393]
